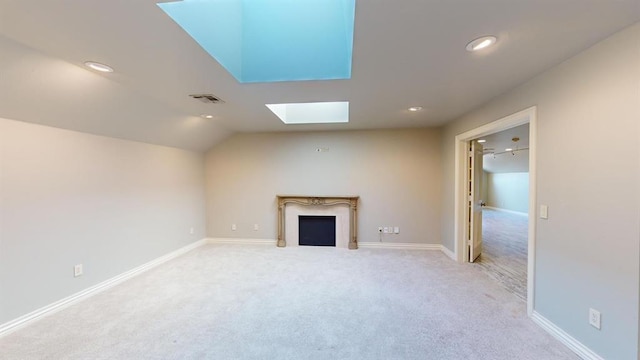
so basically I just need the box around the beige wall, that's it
[205,129,442,245]
[441,24,640,359]
[0,118,206,324]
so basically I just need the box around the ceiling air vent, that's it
[189,94,224,104]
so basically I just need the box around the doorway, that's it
[474,124,530,300]
[453,106,537,315]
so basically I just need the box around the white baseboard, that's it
[0,239,208,338]
[207,239,449,253]
[208,240,453,255]
[359,242,457,260]
[440,245,456,260]
[358,242,442,251]
[531,311,603,360]
[207,238,277,245]
[484,206,528,216]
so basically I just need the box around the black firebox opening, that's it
[298,216,336,246]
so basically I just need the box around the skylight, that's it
[158,0,356,83]
[266,102,349,124]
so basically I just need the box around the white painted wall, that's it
[0,118,206,325]
[481,171,489,204]
[204,129,442,245]
[486,172,529,213]
[441,24,640,359]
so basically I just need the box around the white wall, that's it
[486,172,529,213]
[481,170,489,203]
[204,129,442,245]
[441,24,640,359]
[0,118,206,325]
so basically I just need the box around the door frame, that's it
[453,106,537,315]
[469,140,484,262]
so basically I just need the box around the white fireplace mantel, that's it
[277,195,359,249]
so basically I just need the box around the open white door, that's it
[468,141,483,262]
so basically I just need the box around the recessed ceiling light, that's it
[477,139,486,143]
[408,106,423,112]
[200,114,214,119]
[466,36,497,52]
[84,61,114,73]
[505,148,513,151]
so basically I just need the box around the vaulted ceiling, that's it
[1,1,638,152]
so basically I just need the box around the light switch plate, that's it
[540,205,548,219]
[589,308,601,330]
[74,264,83,277]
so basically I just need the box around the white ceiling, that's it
[1,1,638,152]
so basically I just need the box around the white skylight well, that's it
[266,102,349,125]
[158,0,355,83]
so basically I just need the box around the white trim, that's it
[207,238,277,246]
[440,245,456,260]
[526,109,537,317]
[531,311,604,360]
[453,106,537,316]
[0,239,208,338]
[208,239,448,253]
[484,206,528,216]
[208,239,446,252]
[358,242,441,251]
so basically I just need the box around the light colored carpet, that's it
[0,244,577,359]
[475,209,528,300]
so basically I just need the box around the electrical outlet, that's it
[189,227,194,235]
[394,226,400,234]
[589,308,601,330]
[383,227,389,234]
[253,224,259,231]
[74,264,83,277]
[232,224,237,231]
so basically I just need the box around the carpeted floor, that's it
[475,209,528,300]
[0,244,577,359]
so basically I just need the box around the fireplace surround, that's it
[277,195,359,249]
